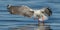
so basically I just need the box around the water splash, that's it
[39,15,48,21]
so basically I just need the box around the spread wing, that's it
[7,5,34,17]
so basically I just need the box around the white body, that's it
[31,8,48,21]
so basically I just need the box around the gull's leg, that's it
[42,16,44,26]
[38,18,40,26]
[42,21,44,26]
[38,16,44,26]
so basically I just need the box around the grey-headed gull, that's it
[7,4,52,23]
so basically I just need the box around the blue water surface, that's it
[0,0,60,30]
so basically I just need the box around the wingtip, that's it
[7,4,12,9]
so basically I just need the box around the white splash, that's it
[39,15,48,21]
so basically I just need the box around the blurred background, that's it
[0,0,60,30]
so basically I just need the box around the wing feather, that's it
[7,5,34,17]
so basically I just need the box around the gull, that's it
[7,4,52,23]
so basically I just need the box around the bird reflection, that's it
[10,22,52,30]
[36,22,52,30]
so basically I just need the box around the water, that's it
[0,0,60,30]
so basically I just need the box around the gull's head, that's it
[37,7,52,21]
[40,7,52,16]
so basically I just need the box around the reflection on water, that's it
[35,22,52,30]
[9,22,52,30]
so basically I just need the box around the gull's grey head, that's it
[45,7,52,16]
[41,7,52,16]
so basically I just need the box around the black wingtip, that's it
[7,4,12,9]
